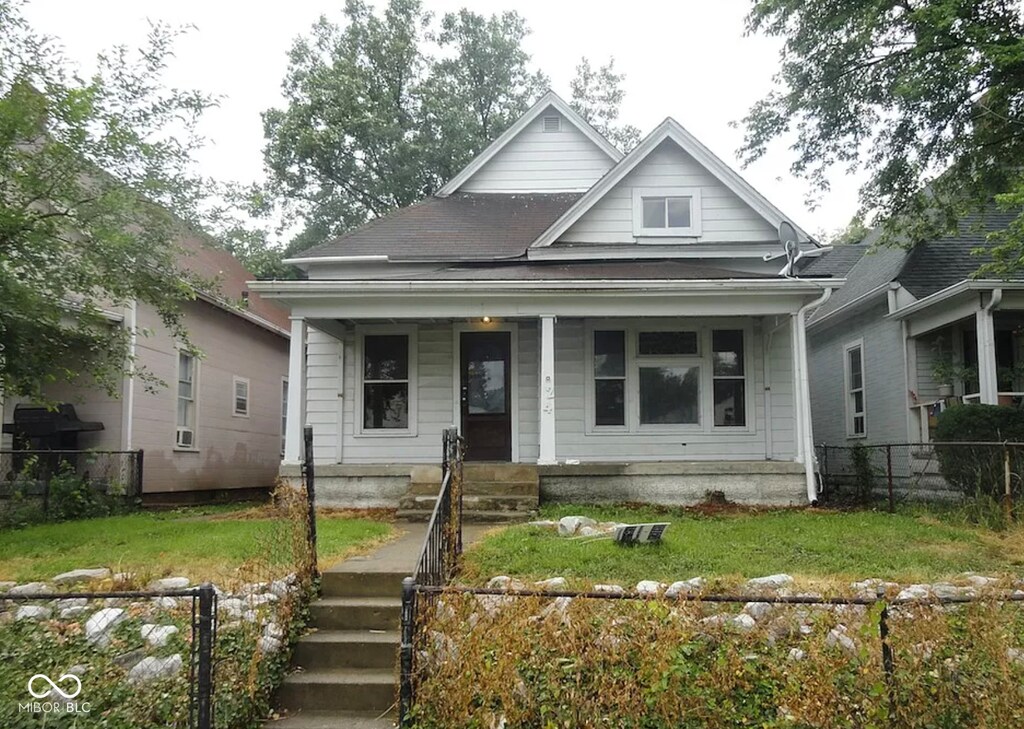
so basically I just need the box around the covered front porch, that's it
[252,278,831,506]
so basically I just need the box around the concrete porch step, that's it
[265,710,394,728]
[408,479,539,496]
[320,570,408,598]
[309,597,401,631]
[396,507,536,523]
[292,630,399,670]
[277,669,395,713]
[398,493,538,512]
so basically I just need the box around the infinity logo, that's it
[27,673,82,700]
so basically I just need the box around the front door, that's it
[460,331,512,461]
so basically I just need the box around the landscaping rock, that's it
[731,614,757,632]
[557,516,596,536]
[486,576,526,591]
[896,584,931,601]
[0,581,15,592]
[141,624,179,648]
[245,593,278,607]
[534,577,568,591]
[635,580,665,597]
[931,583,971,600]
[241,582,269,595]
[593,584,624,595]
[850,579,899,597]
[16,605,52,621]
[9,582,51,596]
[963,573,998,588]
[52,568,111,584]
[826,627,857,655]
[127,654,182,684]
[66,664,87,677]
[152,596,178,610]
[85,608,126,647]
[788,648,806,662]
[535,597,573,625]
[269,580,290,599]
[258,636,282,654]
[263,622,284,641]
[114,648,146,669]
[577,525,602,537]
[743,602,774,621]
[665,577,705,599]
[148,577,189,591]
[475,594,513,615]
[745,574,794,591]
[527,520,559,529]
[112,572,135,583]
[219,598,245,618]
[59,606,88,619]
[1008,648,1024,666]
[55,598,88,611]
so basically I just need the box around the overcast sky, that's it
[25,0,864,240]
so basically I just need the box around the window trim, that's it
[584,320,754,436]
[232,376,250,418]
[844,339,867,439]
[632,187,703,238]
[354,326,418,437]
[175,349,199,452]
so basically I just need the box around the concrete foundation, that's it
[281,460,807,508]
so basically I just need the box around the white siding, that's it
[558,140,778,245]
[459,110,616,193]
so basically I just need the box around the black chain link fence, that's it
[0,450,142,527]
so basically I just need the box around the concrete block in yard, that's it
[745,574,794,590]
[52,568,111,584]
[148,576,190,590]
[558,516,596,536]
[85,608,126,646]
[141,624,179,648]
[15,605,52,621]
[8,582,52,596]
[126,654,182,684]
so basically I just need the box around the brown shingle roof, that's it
[299,193,582,261]
[380,259,775,281]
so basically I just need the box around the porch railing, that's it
[399,426,465,725]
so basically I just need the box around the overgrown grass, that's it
[0,505,394,585]
[462,504,1024,588]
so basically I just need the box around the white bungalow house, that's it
[250,92,841,511]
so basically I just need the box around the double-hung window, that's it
[177,352,197,448]
[637,331,701,426]
[712,330,746,427]
[233,376,250,417]
[593,331,626,426]
[362,334,411,430]
[845,342,866,437]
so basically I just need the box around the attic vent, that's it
[542,115,561,133]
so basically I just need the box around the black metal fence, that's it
[817,442,1024,514]
[0,449,143,526]
[0,585,215,728]
[399,426,465,725]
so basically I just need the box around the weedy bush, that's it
[408,591,1024,728]
[934,405,1024,502]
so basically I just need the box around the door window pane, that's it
[666,197,691,228]
[638,331,698,356]
[714,380,746,427]
[595,379,625,427]
[467,359,506,414]
[639,366,699,424]
[363,383,409,429]
[594,330,625,377]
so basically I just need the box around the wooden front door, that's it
[460,331,512,461]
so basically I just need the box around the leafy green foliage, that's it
[934,404,1024,503]
[741,0,1024,259]
[851,442,877,504]
[0,1,218,401]
[569,57,641,151]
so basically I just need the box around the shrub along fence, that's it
[817,441,1024,518]
[0,449,143,528]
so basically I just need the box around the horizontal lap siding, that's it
[460,111,615,193]
[558,140,778,245]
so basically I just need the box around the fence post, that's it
[886,445,895,513]
[135,449,145,499]
[196,583,215,729]
[399,576,417,727]
[302,425,318,581]
[877,591,896,719]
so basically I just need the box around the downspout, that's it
[978,288,1003,404]
[796,287,833,504]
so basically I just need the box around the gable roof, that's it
[799,245,866,278]
[289,193,581,263]
[807,242,907,323]
[435,91,622,197]
[530,117,814,248]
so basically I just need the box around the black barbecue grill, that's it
[3,403,104,450]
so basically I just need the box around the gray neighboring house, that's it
[805,212,1024,448]
[251,91,844,510]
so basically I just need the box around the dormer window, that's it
[632,187,702,238]
[542,115,561,133]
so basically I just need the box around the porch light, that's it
[482,316,492,323]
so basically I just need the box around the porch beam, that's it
[538,315,557,465]
[283,317,307,464]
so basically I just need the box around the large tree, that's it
[570,56,642,152]
[0,1,215,401]
[740,0,1024,265]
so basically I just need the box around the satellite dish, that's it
[778,221,799,277]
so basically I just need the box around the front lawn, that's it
[0,505,394,585]
[462,504,1024,588]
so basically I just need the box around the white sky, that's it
[25,0,864,240]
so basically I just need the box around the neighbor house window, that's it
[233,376,250,417]
[637,329,700,426]
[593,330,625,426]
[845,341,866,437]
[632,187,702,237]
[280,378,288,456]
[177,352,197,448]
[713,330,746,427]
[362,334,410,429]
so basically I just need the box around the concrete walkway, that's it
[334,522,494,575]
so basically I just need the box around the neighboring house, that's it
[1,239,291,499]
[251,91,843,508]
[805,212,1024,447]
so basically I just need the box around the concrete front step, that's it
[396,507,536,523]
[320,570,409,598]
[309,597,401,631]
[292,630,399,670]
[265,710,395,729]
[277,669,395,713]
[408,479,539,496]
[398,494,538,512]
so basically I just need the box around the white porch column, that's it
[283,317,307,464]
[790,314,804,464]
[538,315,557,465]
[976,304,999,405]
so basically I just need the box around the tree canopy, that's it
[260,0,638,261]
[740,0,1024,265]
[0,1,215,401]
